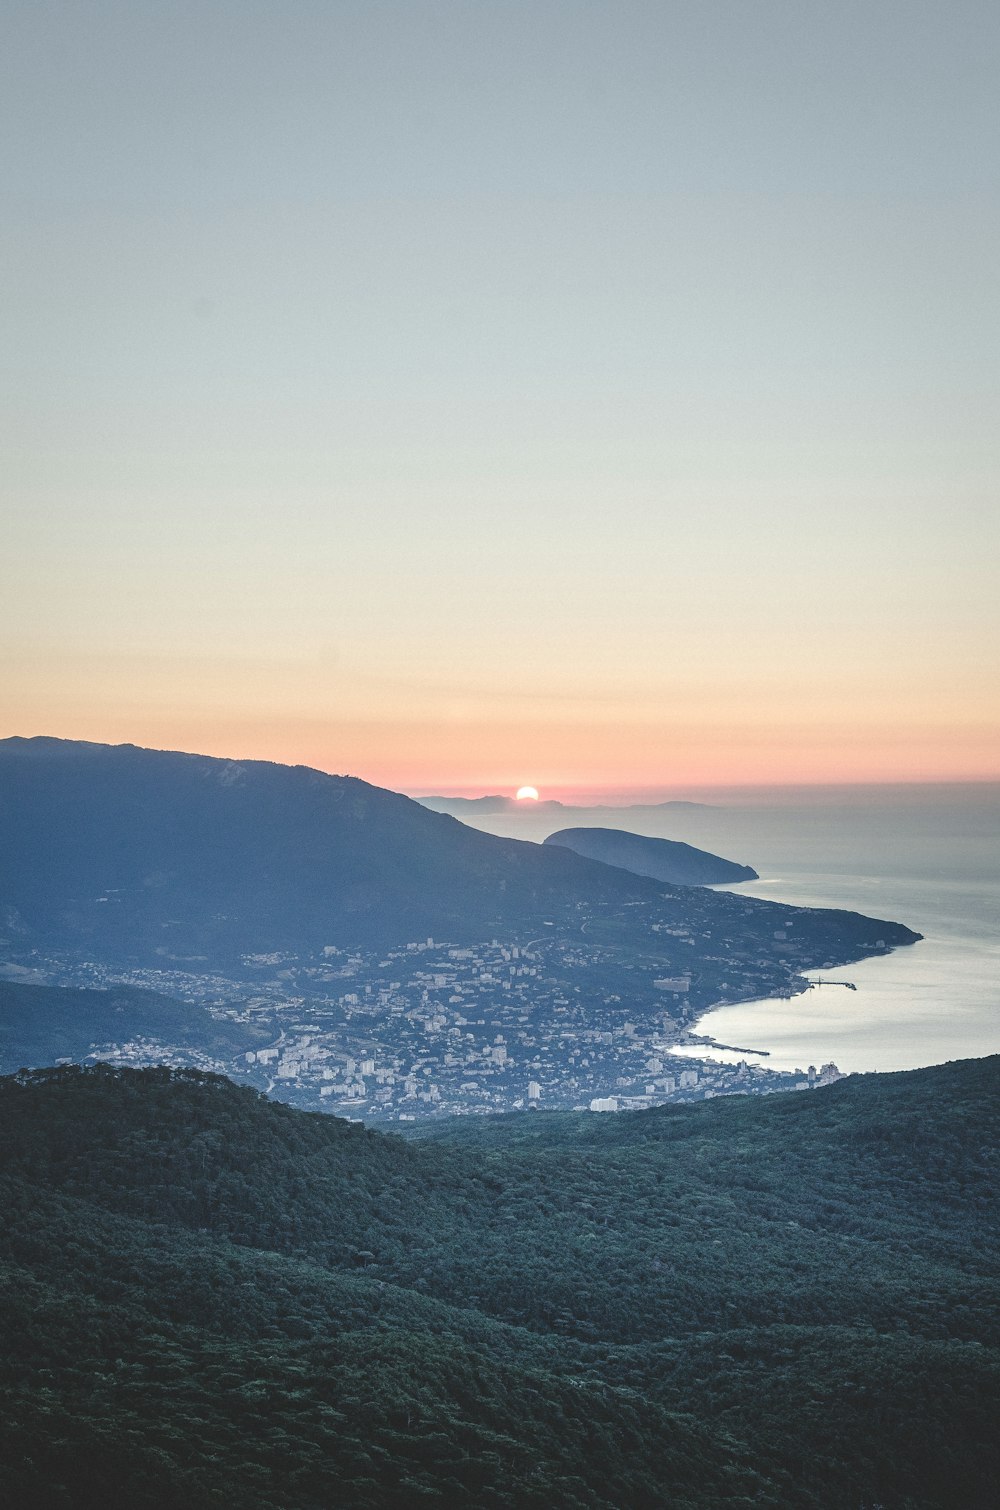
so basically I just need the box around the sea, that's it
[454,783,1000,1076]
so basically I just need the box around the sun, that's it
[515,786,540,802]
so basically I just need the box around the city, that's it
[15,913,847,1121]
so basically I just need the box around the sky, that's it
[2,1,998,796]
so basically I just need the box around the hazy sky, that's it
[3,1,998,793]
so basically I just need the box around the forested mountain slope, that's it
[0,737,917,970]
[2,1058,997,1508]
[0,737,658,959]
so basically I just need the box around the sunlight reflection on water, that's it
[468,788,1000,1073]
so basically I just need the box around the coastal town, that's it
[19,922,848,1120]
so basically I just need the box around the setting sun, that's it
[515,786,539,801]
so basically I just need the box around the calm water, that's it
[458,784,1000,1074]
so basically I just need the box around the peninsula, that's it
[544,825,758,886]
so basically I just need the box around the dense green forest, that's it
[2,1058,997,1508]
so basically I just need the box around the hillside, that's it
[0,738,917,981]
[544,825,758,884]
[0,978,266,1075]
[1,1059,997,1507]
[0,737,663,960]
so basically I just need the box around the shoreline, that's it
[671,932,916,1071]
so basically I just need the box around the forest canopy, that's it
[1,1057,997,1508]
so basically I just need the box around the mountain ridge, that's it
[418,791,709,816]
[0,736,668,960]
[0,737,918,979]
[544,825,758,885]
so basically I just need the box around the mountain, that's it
[544,826,758,885]
[0,738,917,977]
[0,737,666,961]
[418,793,706,817]
[419,793,567,814]
[1,1057,997,1507]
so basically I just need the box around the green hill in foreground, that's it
[1,1058,998,1508]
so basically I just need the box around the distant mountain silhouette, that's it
[544,827,758,886]
[419,794,566,815]
[0,737,669,962]
[418,794,707,817]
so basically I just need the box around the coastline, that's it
[671,924,929,1074]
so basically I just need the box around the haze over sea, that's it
[446,783,1000,1075]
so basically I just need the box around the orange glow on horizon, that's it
[3,700,998,798]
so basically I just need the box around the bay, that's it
[454,783,1000,1074]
